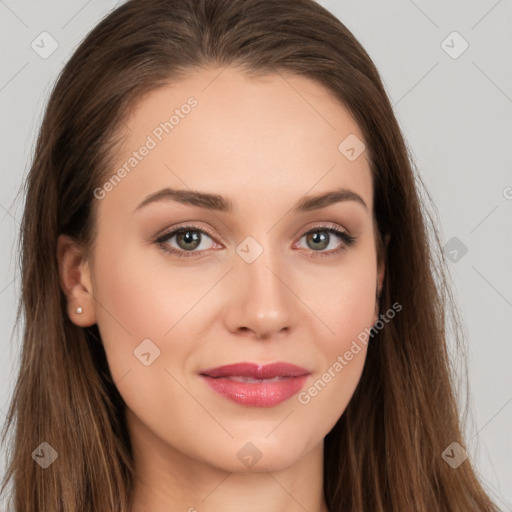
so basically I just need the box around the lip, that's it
[199,362,311,407]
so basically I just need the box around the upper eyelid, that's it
[156,224,218,243]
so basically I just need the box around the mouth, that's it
[199,362,311,407]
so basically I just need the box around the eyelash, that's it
[154,223,357,259]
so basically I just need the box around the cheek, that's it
[293,254,377,413]
[90,240,193,381]
[91,248,204,435]
[294,269,376,433]
[327,274,377,350]
[93,235,208,336]
[295,253,378,351]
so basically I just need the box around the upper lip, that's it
[200,362,310,379]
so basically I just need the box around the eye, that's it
[294,224,357,258]
[154,223,357,259]
[154,225,218,258]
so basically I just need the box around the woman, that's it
[0,0,500,510]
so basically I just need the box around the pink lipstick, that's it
[199,362,310,407]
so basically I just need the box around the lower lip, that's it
[201,375,309,407]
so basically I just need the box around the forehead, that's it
[101,66,373,216]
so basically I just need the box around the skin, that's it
[58,66,385,512]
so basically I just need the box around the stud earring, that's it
[76,306,83,314]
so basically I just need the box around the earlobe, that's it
[57,234,97,327]
[66,284,96,327]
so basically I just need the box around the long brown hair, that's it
[1,0,500,510]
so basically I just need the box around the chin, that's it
[216,452,305,474]
[200,434,315,474]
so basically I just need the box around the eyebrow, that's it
[134,186,368,213]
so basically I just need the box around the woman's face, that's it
[64,66,384,473]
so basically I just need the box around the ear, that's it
[57,234,97,327]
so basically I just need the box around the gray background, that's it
[1,0,511,509]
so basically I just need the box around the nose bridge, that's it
[228,231,297,337]
[238,232,288,300]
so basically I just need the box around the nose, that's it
[223,246,298,341]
